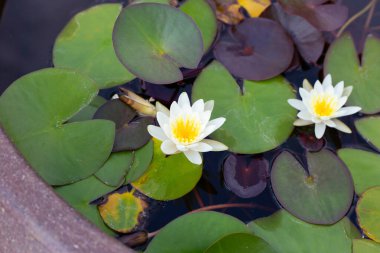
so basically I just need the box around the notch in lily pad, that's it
[271,149,354,225]
[93,99,153,151]
[113,3,204,84]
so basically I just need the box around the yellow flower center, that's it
[171,115,201,145]
[312,94,337,117]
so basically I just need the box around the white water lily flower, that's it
[147,92,228,165]
[288,74,361,139]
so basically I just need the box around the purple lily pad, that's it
[297,132,326,152]
[223,154,269,198]
[214,18,294,80]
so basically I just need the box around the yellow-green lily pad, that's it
[357,186,380,243]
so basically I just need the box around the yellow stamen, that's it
[171,115,201,145]
[312,95,337,117]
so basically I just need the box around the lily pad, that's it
[113,3,204,84]
[145,211,249,253]
[338,148,380,195]
[68,96,106,123]
[0,68,115,185]
[278,0,348,31]
[214,18,294,80]
[249,210,360,253]
[192,61,296,154]
[355,117,380,151]
[238,0,271,18]
[353,239,380,253]
[98,191,147,233]
[205,233,276,253]
[53,4,135,88]
[271,150,354,225]
[95,151,134,187]
[55,176,117,235]
[125,140,154,183]
[357,186,380,243]
[223,154,268,198]
[180,0,217,52]
[93,99,153,151]
[324,34,380,114]
[132,138,202,200]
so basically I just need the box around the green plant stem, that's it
[337,0,377,38]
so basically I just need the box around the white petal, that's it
[200,110,212,126]
[188,142,213,152]
[332,119,352,133]
[178,92,191,108]
[201,139,228,151]
[297,110,312,121]
[299,88,311,100]
[325,119,336,128]
[343,86,353,97]
[201,117,226,138]
[315,123,326,139]
[184,150,202,165]
[334,106,361,117]
[336,96,348,109]
[169,102,181,119]
[288,99,306,111]
[147,125,167,141]
[204,100,214,112]
[334,81,344,97]
[192,99,204,113]
[161,140,178,154]
[322,74,332,89]
[112,94,119,99]
[293,119,313,126]
[314,80,323,93]
[303,79,313,91]
[157,111,169,128]
[156,101,169,116]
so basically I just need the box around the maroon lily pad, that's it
[278,0,348,31]
[297,132,326,152]
[214,18,294,80]
[223,154,269,198]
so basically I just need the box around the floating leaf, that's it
[205,233,276,253]
[278,0,348,31]
[238,0,271,17]
[55,176,117,235]
[213,1,245,25]
[338,148,380,195]
[93,99,153,151]
[95,151,134,187]
[68,96,106,123]
[324,34,380,114]
[125,140,154,183]
[132,138,202,200]
[145,211,249,253]
[353,239,380,253]
[297,132,325,152]
[180,0,217,52]
[192,61,296,154]
[98,191,147,233]
[113,3,204,84]
[356,117,380,151]
[223,154,268,198]
[214,18,294,80]
[357,186,380,243]
[249,210,360,253]
[53,4,134,88]
[0,68,115,185]
[271,150,354,225]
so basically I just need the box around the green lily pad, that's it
[180,0,217,52]
[55,176,117,235]
[68,96,106,123]
[357,186,380,243]
[126,140,154,183]
[249,210,360,253]
[0,68,115,185]
[353,239,380,253]
[53,4,135,89]
[95,151,134,187]
[355,117,380,151]
[205,233,276,253]
[98,191,147,233]
[271,150,354,225]
[132,138,202,200]
[338,148,380,195]
[192,61,296,154]
[324,34,380,114]
[113,3,204,84]
[145,211,249,253]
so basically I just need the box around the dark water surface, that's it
[1,0,379,246]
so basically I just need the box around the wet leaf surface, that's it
[223,154,268,198]
[53,4,135,88]
[271,150,354,224]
